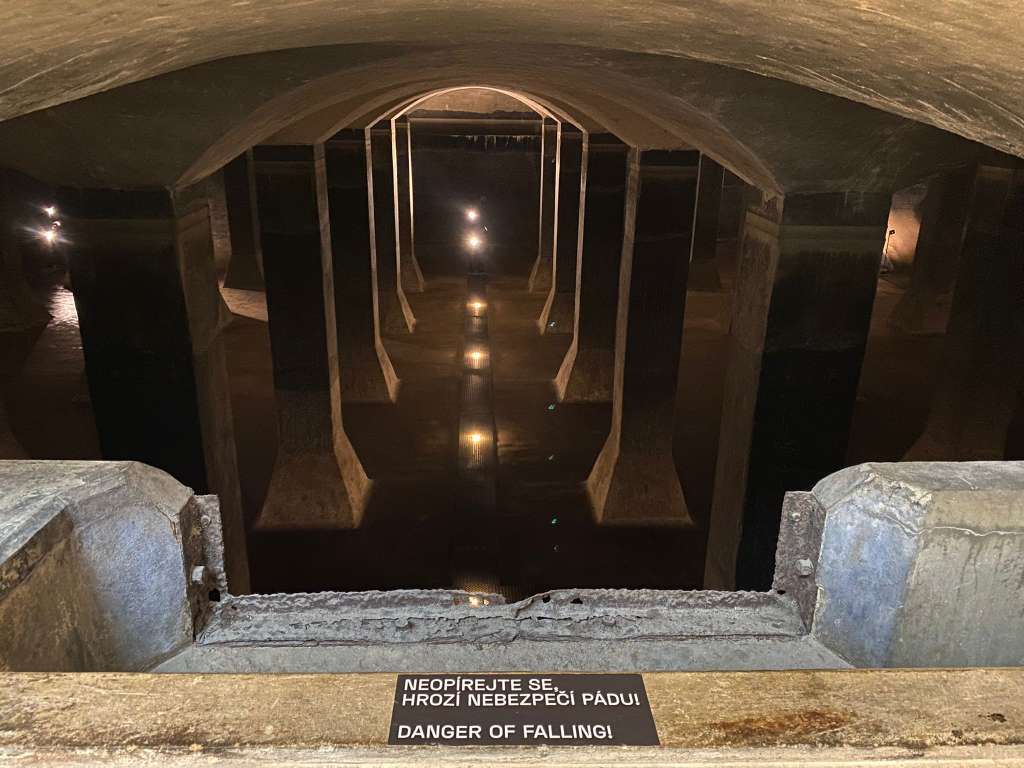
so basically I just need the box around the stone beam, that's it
[252,145,370,530]
[688,155,725,291]
[538,128,586,334]
[392,118,425,294]
[810,461,1024,667]
[61,183,249,591]
[587,150,699,526]
[528,117,560,293]
[705,190,889,590]
[324,131,399,402]
[221,150,265,290]
[370,126,415,333]
[906,165,1024,461]
[555,136,629,401]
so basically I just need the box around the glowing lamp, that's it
[43,205,57,218]
[468,432,484,446]
[466,208,479,222]
[40,228,58,245]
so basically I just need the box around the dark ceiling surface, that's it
[0,1,1018,191]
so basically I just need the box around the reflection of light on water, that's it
[47,284,80,328]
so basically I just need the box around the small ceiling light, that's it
[466,233,483,251]
[43,205,57,218]
[40,228,58,245]
[466,208,479,222]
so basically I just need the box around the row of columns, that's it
[532,123,1023,587]
[55,112,1023,593]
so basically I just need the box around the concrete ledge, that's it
[2,670,1023,764]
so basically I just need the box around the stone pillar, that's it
[688,155,724,291]
[393,118,425,294]
[555,136,629,401]
[528,118,560,293]
[62,184,250,592]
[370,125,415,333]
[221,150,265,290]
[538,129,586,334]
[587,149,699,526]
[252,145,371,530]
[889,167,973,335]
[704,189,890,590]
[906,165,1024,461]
[324,131,399,402]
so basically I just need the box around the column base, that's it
[538,291,574,334]
[255,450,370,530]
[380,289,416,334]
[555,346,613,402]
[586,442,693,527]
[341,348,400,403]
[400,257,425,293]
[528,255,552,293]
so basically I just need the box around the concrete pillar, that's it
[324,131,399,402]
[528,118,560,293]
[906,165,1024,461]
[62,183,250,592]
[587,149,699,526]
[221,150,265,291]
[688,155,724,291]
[538,129,586,334]
[705,189,890,590]
[370,125,415,333]
[392,118,425,294]
[252,145,371,530]
[889,167,973,335]
[555,137,629,401]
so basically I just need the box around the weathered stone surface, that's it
[811,461,1024,668]
[0,461,204,671]
[0,1,1019,188]
[3,669,1024,765]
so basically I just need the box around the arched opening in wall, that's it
[218,84,717,598]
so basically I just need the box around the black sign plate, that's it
[388,673,660,746]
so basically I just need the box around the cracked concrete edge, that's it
[196,589,807,646]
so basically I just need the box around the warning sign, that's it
[388,673,659,746]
